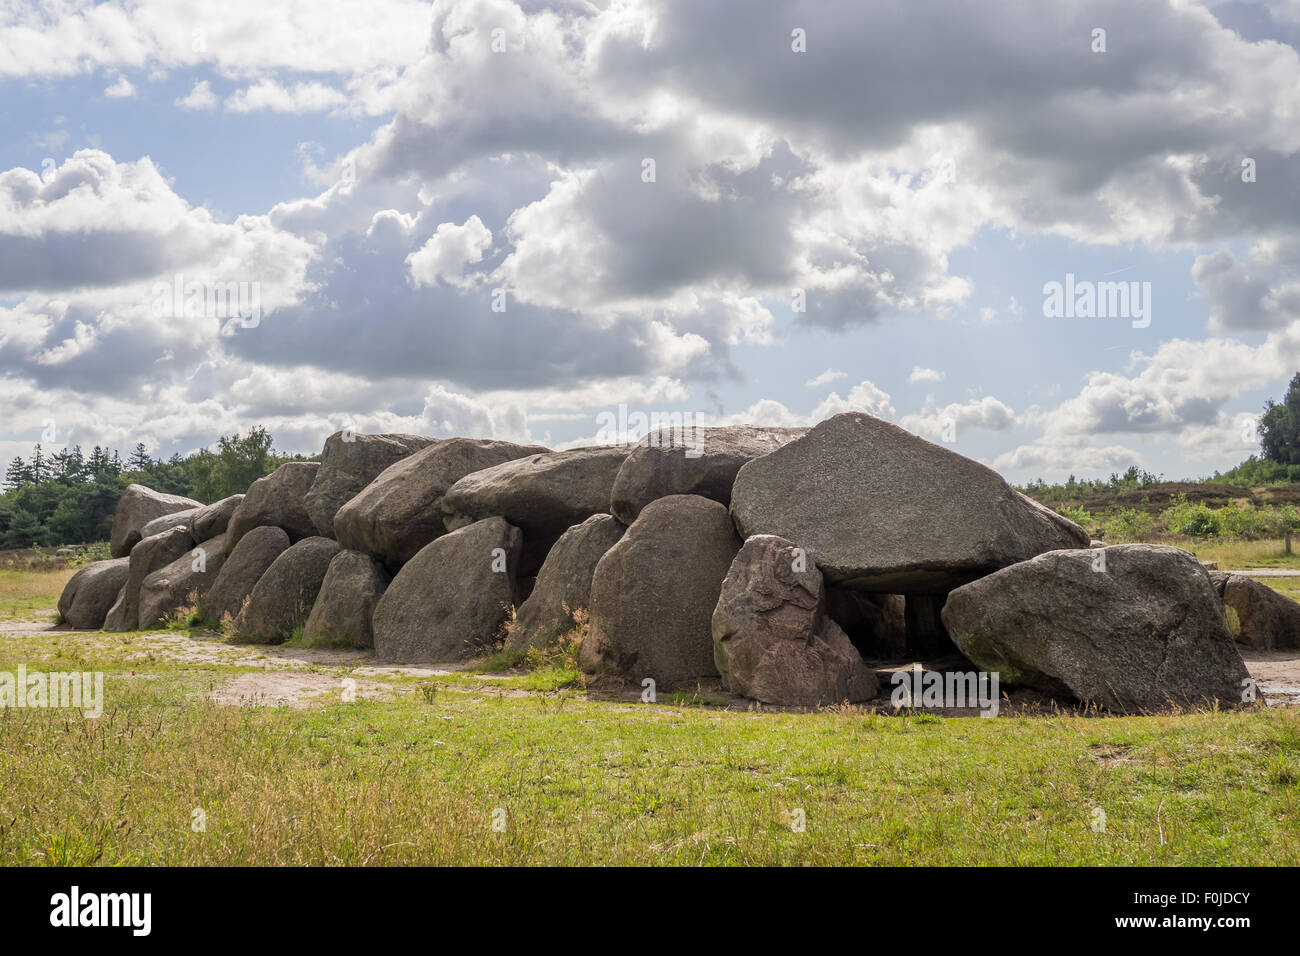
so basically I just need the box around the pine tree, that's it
[68,444,86,481]
[30,444,46,483]
[51,445,86,485]
[0,505,43,548]
[4,456,29,489]
[128,441,153,472]
[87,445,107,477]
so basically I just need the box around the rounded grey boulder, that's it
[941,544,1252,712]
[579,495,740,686]
[1211,571,1300,651]
[225,462,321,551]
[610,425,805,524]
[373,517,522,663]
[108,525,195,631]
[713,534,878,705]
[58,558,130,629]
[138,509,198,542]
[303,431,436,538]
[730,412,1089,592]
[202,525,292,623]
[137,534,230,628]
[505,514,626,653]
[103,585,129,632]
[235,536,341,644]
[189,494,243,542]
[302,550,390,648]
[110,484,202,558]
[441,445,629,576]
[334,438,547,568]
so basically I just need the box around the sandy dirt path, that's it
[3,613,1298,710]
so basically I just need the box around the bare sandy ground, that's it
[3,613,1298,711]
[1,615,547,708]
[1239,649,1300,706]
[209,671,393,708]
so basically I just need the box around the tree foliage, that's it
[0,428,311,549]
[1258,372,1300,466]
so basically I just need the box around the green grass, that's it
[663,687,730,708]
[1,576,1298,865]
[518,664,584,692]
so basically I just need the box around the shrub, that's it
[1214,504,1284,538]
[1216,504,1256,537]
[1280,504,1300,532]
[1162,494,1222,537]
[1102,508,1156,542]
[1056,505,1094,528]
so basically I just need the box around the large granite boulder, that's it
[137,534,230,628]
[713,535,879,705]
[302,550,390,649]
[58,558,130,629]
[579,495,740,686]
[610,425,805,524]
[334,438,548,569]
[505,514,626,653]
[107,525,194,631]
[1211,571,1300,651]
[372,517,522,662]
[110,485,202,557]
[138,509,198,542]
[234,537,341,644]
[189,494,243,542]
[303,431,436,538]
[729,412,1089,592]
[201,526,292,623]
[941,545,1251,713]
[224,462,320,551]
[103,586,128,631]
[441,445,629,576]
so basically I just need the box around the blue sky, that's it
[2,0,1298,484]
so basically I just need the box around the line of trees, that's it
[0,427,313,550]
[1026,375,1300,495]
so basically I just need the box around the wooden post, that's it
[1287,532,1292,555]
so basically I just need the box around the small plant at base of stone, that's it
[218,599,250,643]
[163,590,218,631]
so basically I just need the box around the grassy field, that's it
[1182,537,1300,569]
[0,567,75,621]
[0,569,1298,865]
[1176,538,1300,598]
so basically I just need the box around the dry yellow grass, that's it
[1182,538,1300,570]
[0,567,76,620]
